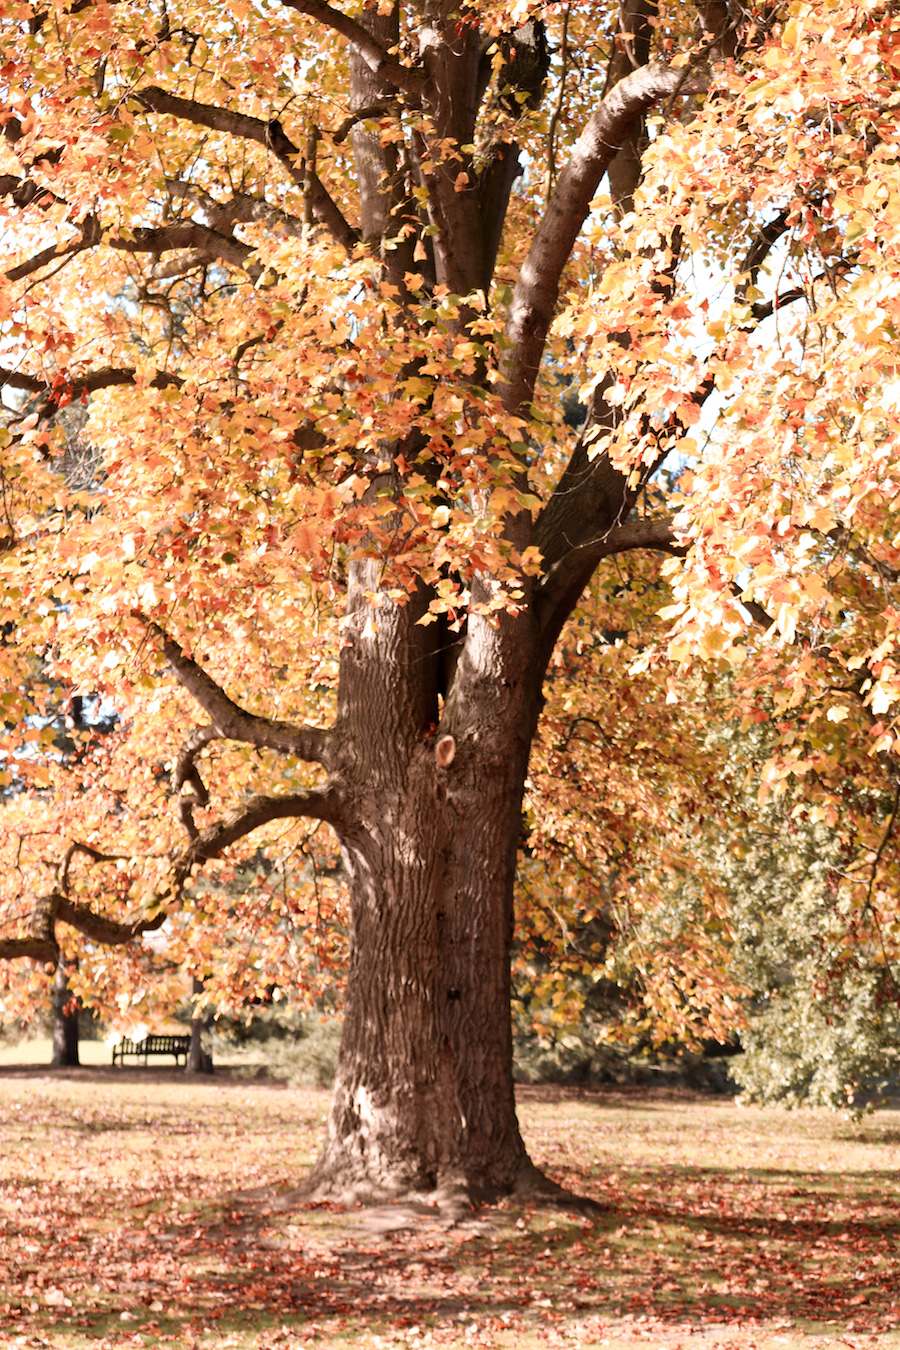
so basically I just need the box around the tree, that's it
[50,957,80,1067]
[187,975,213,1074]
[0,0,897,1203]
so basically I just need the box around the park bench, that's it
[111,1034,192,1067]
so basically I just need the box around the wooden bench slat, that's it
[112,1034,192,1066]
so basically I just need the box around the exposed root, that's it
[511,1158,605,1214]
[296,1165,468,1221]
[294,1154,602,1222]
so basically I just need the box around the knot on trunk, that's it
[434,734,456,768]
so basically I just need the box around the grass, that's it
[0,1050,897,1348]
[0,1026,343,1083]
[0,1034,112,1067]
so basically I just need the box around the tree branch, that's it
[329,102,394,143]
[150,623,333,766]
[0,934,57,962]
[5,236,88,283]
[1,784,340,966]
[0,883,167,964]
[601,0,658,216]
[0,172,63,209]
[165,181,296,233]
[0,364,181,399]
[476,20,552,292]
[597,515,684,556]
[303,170,361,253]
[278,0,424,96]
[136,85,301,160]
[4,216,257,284]
[579,519,898,746]
[1,762,341,974]
[173,725,220,840]
[136,88,359,252]
[176,788,341,882]
[738,209,789,299]
[56,895,168,945]
[108,221,257,272]
[534,244,852,651]
[502,61,702,413]
[58,841,126,893]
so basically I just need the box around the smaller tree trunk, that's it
[51,960,80,1068]
[187,976,213,1074]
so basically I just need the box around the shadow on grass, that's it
[12,1157,898,1345]
[0,1063,288,1087]
[2,1077,898,1345]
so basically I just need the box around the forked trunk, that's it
[310,569,548,1202]
[304,8,555,1206]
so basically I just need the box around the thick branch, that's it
[6,241,77,283]
[0,884,166,964]
[0,934,57,962]
[0,364,180,398]
[178,789,341,880]
[152,624,332,765]
[738,210,789,297]
[749,268,851,322]
[56,896,168,945]
[166,181,297,234]
[730,583,777,632]
[477,20,552,292]
[330,102,394,143]
[1,784,339,966]
[304,171,361,253]
[597,516,683,556]
[6,218,256,284]
[534,246,850,649]
[136,88,359,251]
[502,62,700,413]
[109,221,256,272]
[278,0,424,96]
[137,86,301,161]
[535,369,717,654]
[602,0,658,215]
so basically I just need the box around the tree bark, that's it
[187,975,214,1074]
[51,959,80,1068]
[308,567,549,1202]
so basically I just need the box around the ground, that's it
[0,1051,897,1348]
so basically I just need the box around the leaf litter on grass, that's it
[0,1073,897,1348]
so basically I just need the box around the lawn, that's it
[0,1064,897,1348]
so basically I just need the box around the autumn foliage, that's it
[0,0,898,1193]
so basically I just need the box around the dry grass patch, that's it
[0,1069,897,1348]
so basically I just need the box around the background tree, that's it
[0,0,897,1204]
[50,957,80,1068]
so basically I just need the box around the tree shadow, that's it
[14,1157,899,1344]
[3,1079,897,1343]
[0,1062,287,1086]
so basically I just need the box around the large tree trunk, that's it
[316,764,530,1199]
[51,960,80,1068]
[310,567,547,1202]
